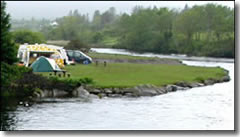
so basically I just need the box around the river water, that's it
[1,48,234,130]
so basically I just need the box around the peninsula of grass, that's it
[88,52,171,61]
[40,62,227,88]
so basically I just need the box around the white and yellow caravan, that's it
[17,43,69,68]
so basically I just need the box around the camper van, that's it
[17,43,70,68]
[66,50,92,64]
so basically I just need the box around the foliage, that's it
[2,70,94,98]
[11,4,234,58]
[1,62,33,97]
[1,1,18,64]
[1,62,32,87]
[12,29,46,44]
[66,38,90,51]
[48,76,94,92]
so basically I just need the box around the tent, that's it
[30,56,62,72]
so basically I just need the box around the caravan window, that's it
[67,51,74,57]
[75,52,85,59]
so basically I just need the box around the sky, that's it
[6,1,234,20]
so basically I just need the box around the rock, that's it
[221,76,230,82]
[175,82,190,87]
[52,89,69,97]
[189,83,201,88]
[122,88,136,93]
[155,87,167,94]
[89,94,99,99]
[90,89,101,94]
[133,84,159,96]
[166,85,177,92]
[72,86,90,98]
[33,92,41,98]
[104,89,113,94]
[124,93,134,97]
[42,89,54,97]
[204,79,215,85]
[113,88,122,94]
[108,94,122,98]
[198,83,205,87]
[98,93,107,98]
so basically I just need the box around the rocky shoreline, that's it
[34,74,230,101]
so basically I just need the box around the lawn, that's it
[43,63,226,88]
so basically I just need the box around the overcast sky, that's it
[6,1,234,20]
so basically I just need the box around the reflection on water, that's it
[1,49,234,130]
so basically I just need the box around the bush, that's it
[1,62,32,97]
[66,38,90,52]
[1,62,32,87]
[12,29,46,44]
[48,77,94,92]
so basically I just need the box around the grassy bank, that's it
[40,63,226,88]
[88,52,181,63]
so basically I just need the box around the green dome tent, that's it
[30,56,62,72]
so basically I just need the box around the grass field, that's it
[41,63,226,88]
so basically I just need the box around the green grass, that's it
[40,63,226,88]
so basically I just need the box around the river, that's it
[1,48,234,130]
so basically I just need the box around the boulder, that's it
[189,83,201,88]
[124,93,134,97]
[166,85,177,92]
[175,81,190,87]
[72,86,100,100]
[90,89,101,94]
[72,86,90,98]
[154,87,166,94]
[133,84,159,96]
[52,89,69,97]
[122,88,137,93]
[113,88,122,94]
[98,93,107,98]
[42,89,54,97]
[104,89,113,94]
[108,94,122,98]
[89,94,99,99]
[221,76,230,82]
[204,79,215,85]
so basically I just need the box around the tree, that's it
[92,10,102,31]
[1,1,18,64]
[12,29,46,44]
[67,38,90,52]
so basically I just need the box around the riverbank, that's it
[90,48,234,63]
[2,52,230,106]
[88,52,182,65]
[37,74,230,100]
[34,52,230,100]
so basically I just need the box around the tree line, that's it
[11,4,234,58]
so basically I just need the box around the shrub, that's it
[12,29,46,44]
[48,77,94,92]
[66,38,90,52]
